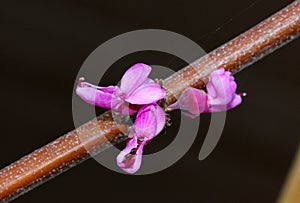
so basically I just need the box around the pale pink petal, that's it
[116,136,146,174]
[206,68,235,106]
[125,81,166,105]
[120,63,151,95]
[116,104,166,174]
[205,93,242,113]
[134,104,165,139]
[101,86,119,94]
[134,105,158,140]
[205,99,227,112]
[109,84,142,115]
[226,94,242,110]
[110,87,124,111]
[111,100,140,115]
[153,105,166,135]
[168,87,207,118]
[76,81,117,109]
[205,68,243,112]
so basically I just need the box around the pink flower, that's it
[116,104,165,174]
[76,63,166,115]
[205,68,243,112]
[76,63,166,174]
[76,65,245,174]
[168,68,245,117]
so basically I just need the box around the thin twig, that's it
[0,1,299,202]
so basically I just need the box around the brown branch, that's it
[0,1,300,202]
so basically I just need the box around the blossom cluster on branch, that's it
[76,64,244,174]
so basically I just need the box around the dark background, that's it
[1,0,299,202]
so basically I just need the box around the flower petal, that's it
[125,80,166,105]
[120,63,151,95]
[109,87,139,115]
[153,105,166,135]
[168,87,207,118]
[116,104,165,174]
[116,136,146,174]
[206,68,235,106]
[76,80,117,109]
[111,101,140,115]
[226,94,242,110]
[134,104,165,139]
[134,105,158,140]
[205,68,242,113]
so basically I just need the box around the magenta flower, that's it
[116,104,165,174]
[205,68,243,112]
[168,68,245,117]
[76,65,245,174]
[76,63,166,115]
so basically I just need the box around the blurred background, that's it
[0,0,299,202]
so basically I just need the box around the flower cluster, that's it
[76,64,245,174]
[76,63,166,173]
[168,68,245,118]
